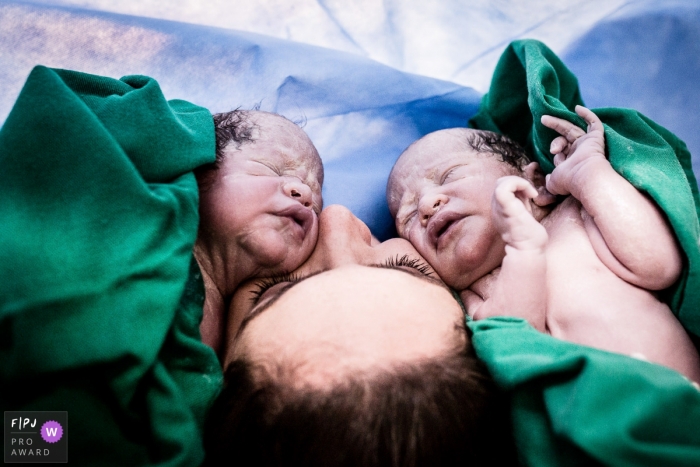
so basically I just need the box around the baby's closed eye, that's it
[439,164,466,185]
[252,159,282,175]
[440,167,458,184]
[395,209,417,236]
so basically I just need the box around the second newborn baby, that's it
[387,106,700,382]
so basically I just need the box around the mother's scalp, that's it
[204,205,516,467]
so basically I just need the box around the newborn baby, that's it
[387,105,700,381]
[196,109,323,352]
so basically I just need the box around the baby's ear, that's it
[523,162,557,207]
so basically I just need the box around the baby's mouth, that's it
[278,204,314,240]
[427,210,464,250]
[437,220,454,239]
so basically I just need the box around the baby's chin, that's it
[240,213,319,276]
[433,250,500,292]
[251,236,315,276]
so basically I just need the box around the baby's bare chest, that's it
[541,198,663,333]
[543,198,603,275]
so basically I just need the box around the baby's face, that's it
[200,112,323,277]
[387,129,515,290]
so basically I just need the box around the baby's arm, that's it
[462,176,548,332]
[541,106,682,290]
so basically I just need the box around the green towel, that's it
[468,40,700,466]
[0,66,223,466]
[469,317,700,467]
[469,39,700,336]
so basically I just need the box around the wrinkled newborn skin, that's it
[196,111,323,353]
[388,130,517,292]
[199,113,323,276]
[387,111,700,382]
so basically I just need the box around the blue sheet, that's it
[2,2,700,465]
[563,1,700,176]
[2,0,698,239]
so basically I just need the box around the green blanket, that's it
[468,40,700,466]
[0,66,223,466]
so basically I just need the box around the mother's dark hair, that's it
[203,326,516,467]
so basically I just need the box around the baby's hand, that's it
[541,105,608,197]
[492,176,548,251]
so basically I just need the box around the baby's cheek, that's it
[406,227,430,257]
[301,216,320,257]
[280,246,310,274]
[245,229,290,268]
[313,192,323,214]
[282,216,319,271]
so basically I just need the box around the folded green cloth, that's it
[469,317,700,467]
[468,40,700,467]
[0,66,223,466]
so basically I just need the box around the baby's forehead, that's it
[250,112,323,173]
[392,129,478,179]
[254,113,299,140]
[253,113,306,148]
[400,129,473,165]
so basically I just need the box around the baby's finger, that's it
[497,176,538,198]
[545,173,568,196]
[575,105,603,133]
[549,136,569,155]
[533,186,557,207]
[494,177,537,216]
[514,184,538,205]
[552,152,566,167]
[541,115,586,142]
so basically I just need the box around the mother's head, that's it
[204,206,514,466]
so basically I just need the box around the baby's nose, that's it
[418,193,448,227]
[283,178,313,208]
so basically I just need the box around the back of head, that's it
[204,342,516,467]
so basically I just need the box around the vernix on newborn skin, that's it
[196,110,324,354]
[387,125,553,291]
[387,106,700,382]
[198,111,324,281]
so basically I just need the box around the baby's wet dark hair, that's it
[195,109,315,191]
[194,109,257,189]
[465,130,531,170]
[213,109,258,164]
